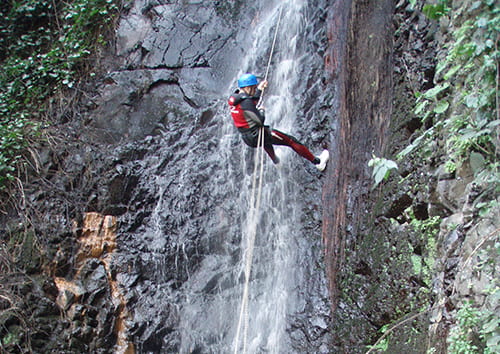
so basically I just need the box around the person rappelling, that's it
[228,73,329,171]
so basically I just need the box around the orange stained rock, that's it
[76,212,117,263]
[55,212,134,353]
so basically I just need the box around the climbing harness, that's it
[234,6,284,354]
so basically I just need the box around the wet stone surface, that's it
[77,0,333,352]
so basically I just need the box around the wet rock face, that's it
[73,11,256,348]
[89,0,249,143]
[321,0,444,351]
[3,0,356,351]
[78,0,333,352]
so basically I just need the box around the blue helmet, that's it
[238,73,258,88]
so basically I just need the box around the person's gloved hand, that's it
[258,107,265,123]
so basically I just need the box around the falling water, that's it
[137,0,325,352]
[228,1,310,353]
[209,0,310,352]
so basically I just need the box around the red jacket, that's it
[228,89,265,131]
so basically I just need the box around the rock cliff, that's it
[0,0,497,353]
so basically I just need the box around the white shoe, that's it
[315,150,329,171]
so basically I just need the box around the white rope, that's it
[234,127,265,354]
[257,6,283,109]
[234,6,284,353]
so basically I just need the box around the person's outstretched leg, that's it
[270,129,316,162]
[263,128,280,164]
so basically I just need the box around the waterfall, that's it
[125,0,330,352]
[232,2,309,353]
[176,0,312,352]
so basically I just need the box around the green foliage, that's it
[408,0,418,10]
[448,289,500,354]
[410,214,440,239]
[481,285,500,354]
[409,210,440,286]
[368,324,390,352]
[447,236,500,354]
[368,155,399,189]
[422,0,450,20]
[402,4,499,350]
[0,0,119,188]
[448,301,482,354]
[400,0,499,192]
[1,326,23,350]
[439,2,498,165]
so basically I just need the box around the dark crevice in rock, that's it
[178,85,199,109]
[385,194,413,220]
[413,202,429,220]
[146,78,179,94]
[119,64,183,71]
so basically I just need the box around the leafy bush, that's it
[368,155,398,189]
[396,3,499,350]
[448,285,500,354]
[0,0,119,188]
[371,0,498,189]
[398,0,499,194]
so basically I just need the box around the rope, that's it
[234,127,265,354]
[234,6,283,353]
[257,6,283,109]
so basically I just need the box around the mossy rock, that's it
[1,324,24,350]
[8,230,43,274]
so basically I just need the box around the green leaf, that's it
[460,128,490,140]
[415,100,429,115]
[486,120,500,129]
[485,335,500,349]
[411,254,423,274]
[384,160,398,170]
[470,152,486,175]
[482,317,500,334]
[444,64,462,80]
[374,165,387,186]
[470,1,482,10]
[465,94,479,108]
[423,83,450,100]
[423,4,445,20]
[369,156,398,189]
[397,128,434,158]
[434,100,449,114]
[477,17,488,28]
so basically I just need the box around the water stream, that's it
[130,0,329,352]
[228,2,309,353]
[183,1,310,352]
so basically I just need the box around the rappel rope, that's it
[233,7,283,354]
[233,127,265,354]
[257,6,283,109]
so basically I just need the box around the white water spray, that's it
[231,1,308,353]
[172,1,311,352]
